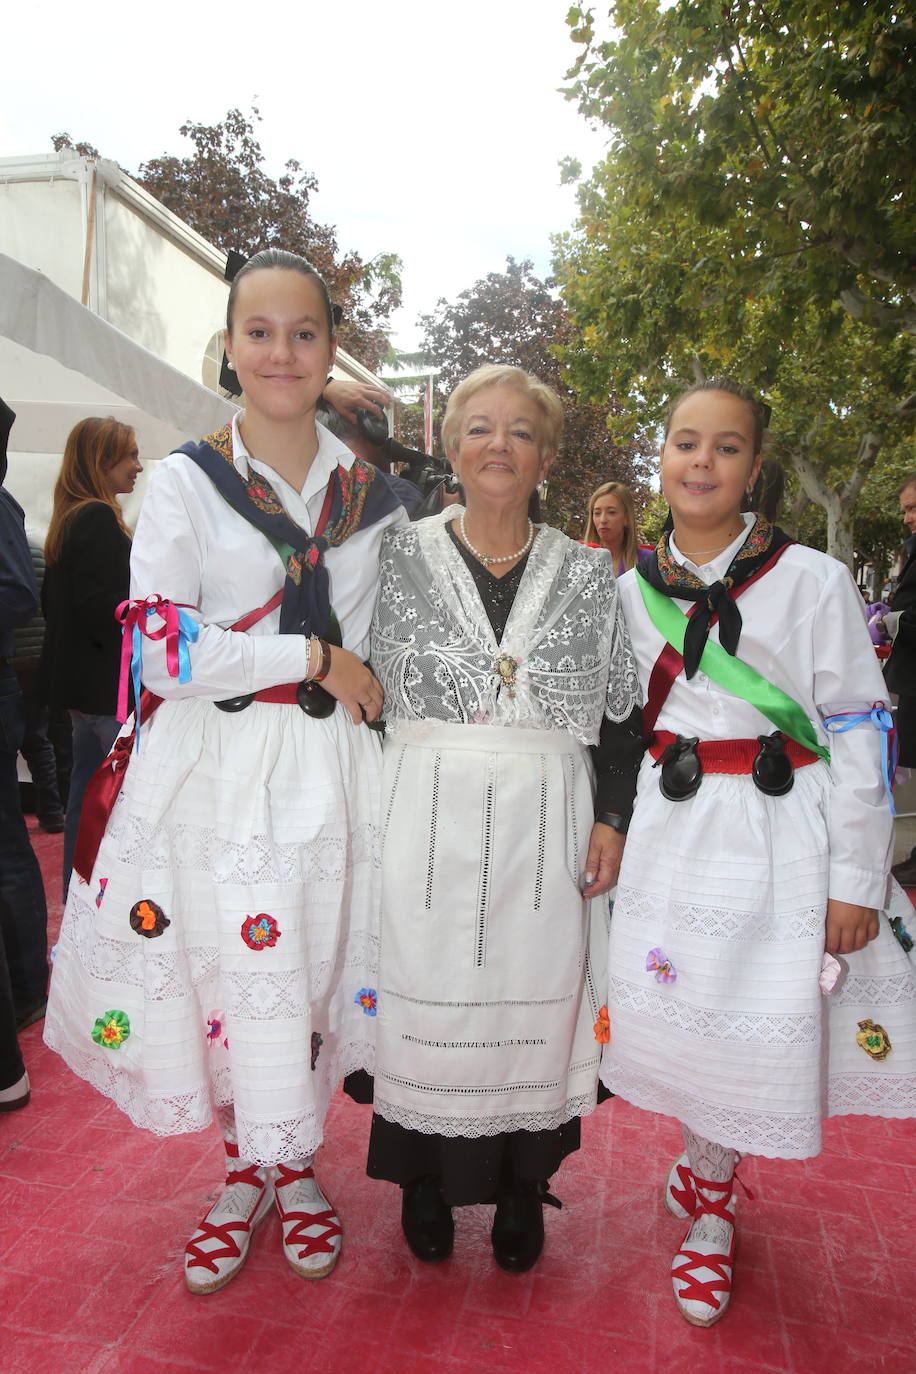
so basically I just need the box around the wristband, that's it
[310,637,332,683]
[595,811,628,834]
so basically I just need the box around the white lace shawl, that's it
[371,509,639,745]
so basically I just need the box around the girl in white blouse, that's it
[45,249,406,1293]
[601,376,916,1327]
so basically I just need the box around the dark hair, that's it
[898,473,916,497]
[665,375,769,455]
[226,249,336,339]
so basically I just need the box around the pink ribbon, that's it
[115,596,197,723]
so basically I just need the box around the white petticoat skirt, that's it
[600,757,916,1158]
[44,696,382,1166]
[372,721,608,1138]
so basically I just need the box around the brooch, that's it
[495,653,521,698]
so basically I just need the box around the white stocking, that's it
[680,1125,737,1254]
[682,1125,738,1184]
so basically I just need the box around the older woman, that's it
[366,365,643,1271]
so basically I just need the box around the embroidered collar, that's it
[177,422,399,640]
[639,513,794,679]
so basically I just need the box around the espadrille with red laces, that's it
[184,1144,274,1294]
[274,1161,342,1279]
[671,1173,737,1327]
[664,1152,697,1220]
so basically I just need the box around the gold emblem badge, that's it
[855,1018,892,1061]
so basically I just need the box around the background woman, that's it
[38,417,142,895]
[367,365,643,1273]
[583,481,640,574]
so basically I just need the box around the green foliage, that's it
[555,2,916,566]
[418,257,656,533]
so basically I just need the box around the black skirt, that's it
[347,1071,609,1207]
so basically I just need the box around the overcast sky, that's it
[4,0,608,356]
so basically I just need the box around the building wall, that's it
[103,190,227,385]
[0,175,85,298]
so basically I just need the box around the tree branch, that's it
[846,431,883,506]
[839,287,916,335]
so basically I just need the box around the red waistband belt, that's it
[648,730,820,773]
[253,683,301,704]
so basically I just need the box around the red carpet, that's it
[2,820,913,1374]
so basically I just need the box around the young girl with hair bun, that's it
[45,249,406,1292]
[601,377,916,1327]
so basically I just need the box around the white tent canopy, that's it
[0,252,237,532]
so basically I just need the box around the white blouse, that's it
[619,516,894,908]
[130,414,407,699]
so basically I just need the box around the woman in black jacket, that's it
[38,417,142,894]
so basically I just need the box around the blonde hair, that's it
[441,364,564,461]
[583,481,639,570]
[45,417,135,565]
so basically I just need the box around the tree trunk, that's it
[825,502,855,569]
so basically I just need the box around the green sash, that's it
[637,576,830,762]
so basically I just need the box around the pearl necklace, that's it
[459,513,535,568]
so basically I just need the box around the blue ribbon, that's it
[129,604,198,752]
[822,704,898,815]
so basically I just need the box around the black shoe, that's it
[491,1179,548,1274]
[38,811,65,834]
[401,1176,454,1262]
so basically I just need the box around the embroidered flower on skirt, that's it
[95,877,108,909]
[856,1018,892,1061]
[310,1031,323,1069]
[645,947,677,983]
[207,1012,228,1049]
[593,1005,611,1043]
[355,988,378,1016]
[91,1010,131,1049]
[241,913,281,950]
[129,899,170,938]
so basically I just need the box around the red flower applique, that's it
[241,913,281,950]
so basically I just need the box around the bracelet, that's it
[595,811,628,834]
[309,636,332,682]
